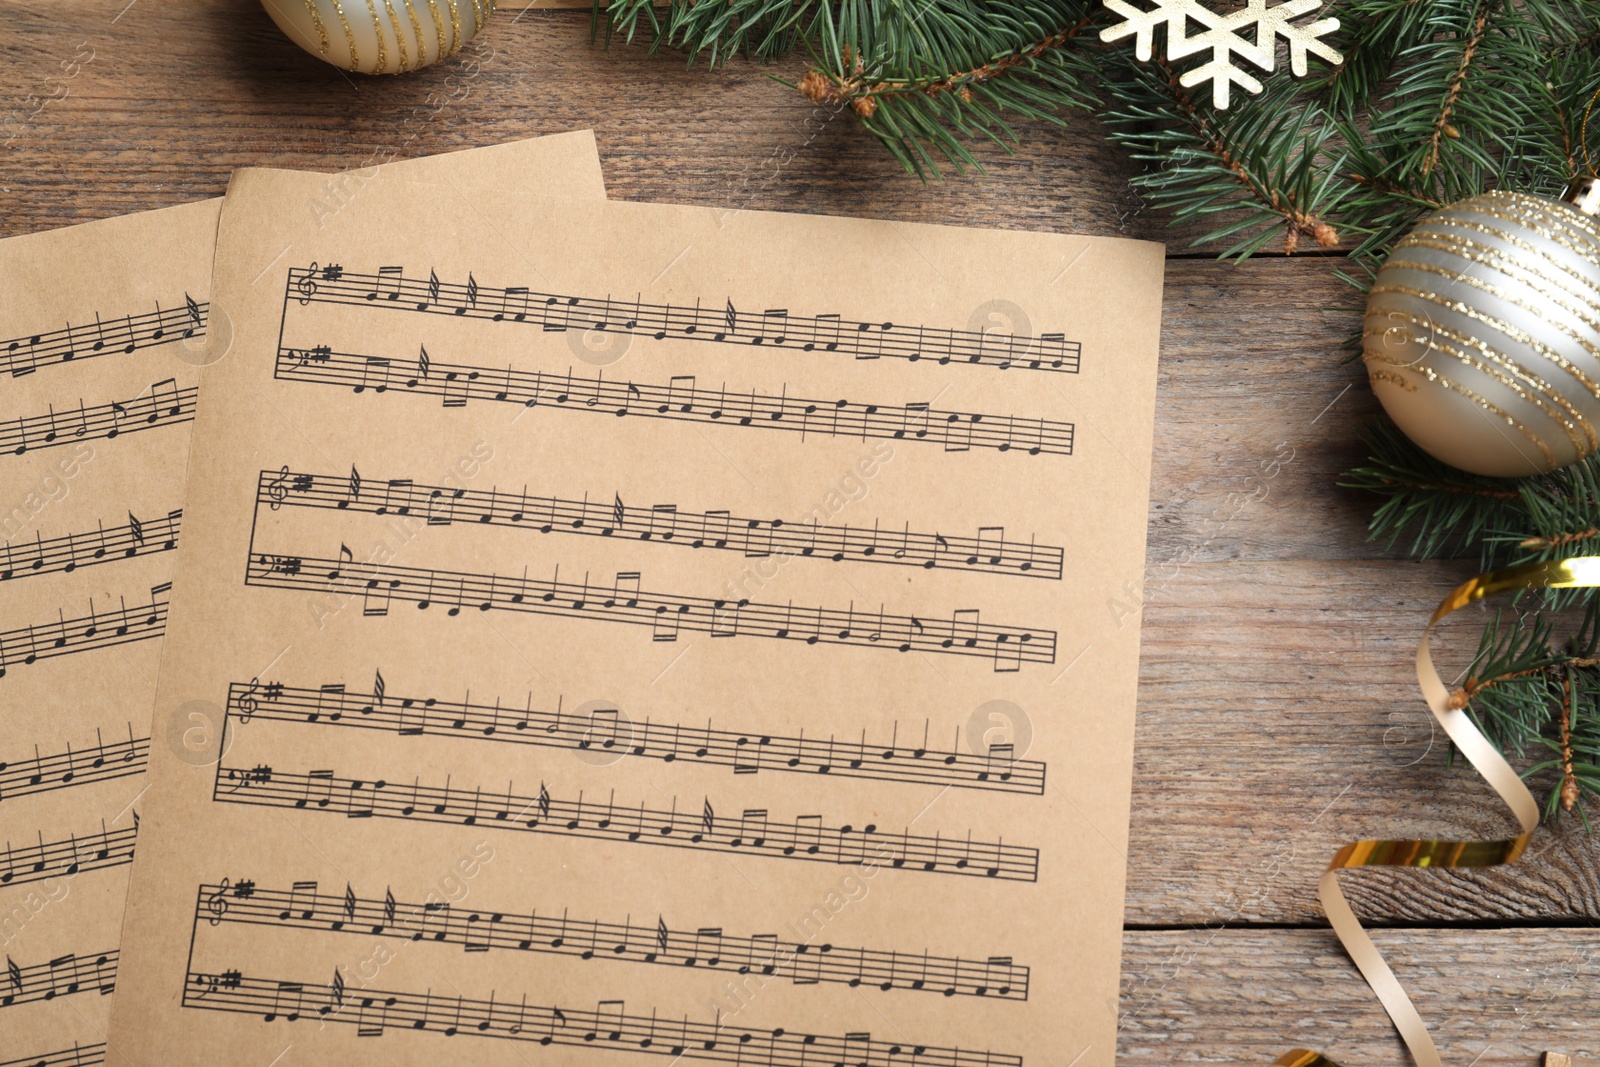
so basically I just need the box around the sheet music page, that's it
[107,168,1165,1067]
[0,133,606,1065]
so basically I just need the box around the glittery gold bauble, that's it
[262,0,497,74]
[1363,182,1600,477]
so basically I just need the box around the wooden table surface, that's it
[4,3,1597,1063]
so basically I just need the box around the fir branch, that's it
[1156,59,1338,252]
[797,0,1102,177]
[1518,525,1600,551]
[1420,0,1495,177]
[797,15,1092,119]
[1457,608,1567,759]
[1099,57,1347,256]
[1525,653,1600,821]
[1318,0,1436,115]
[1561,668,1580,809]
[668,0,828,63]
[596,0,826,60]
[1361,0,1556,200]
[1344,172,1447,211]
[1340,419,1527,564]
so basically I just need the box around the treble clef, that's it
[296,263,318,305]
[205,877,231,926]
[236,677,261,723]
[265,465,290,511]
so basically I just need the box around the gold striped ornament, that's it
[262,0,497,74]
[1363,180,1600,477]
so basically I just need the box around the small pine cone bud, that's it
[1562,775,1580,810]
[1284,228,1300,255]
[797,71,834,106]
[1447,688,1471,710]
[852,96,878,118]
[959,87,974,102]
[1312,221,1340,248]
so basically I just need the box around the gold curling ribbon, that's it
[1277,557,1600,1067]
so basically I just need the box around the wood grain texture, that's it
[1122,928,1600,1065]
[1134,259,1600,927]
[3,3,1594,1062]
[0,2,1153,241]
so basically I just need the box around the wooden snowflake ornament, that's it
[1099,0,1342,108]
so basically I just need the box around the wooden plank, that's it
[1127,556,1600,925]
[0,3,1155,241]
[1129,266,1600,926]
[1121,927,1600,1065]
[1155,258,1378,564]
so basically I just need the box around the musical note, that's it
[243,548,1056,670]
[1,297,211,379]
[0,822,137,888]
[0,725,148,803]
[209,762,1038,881]
[0,507,182,584]
[273,344,1075,458]
[228,675,1049,793]
[6,333,39,377]
[0,1043,109,1067]
[498,285,530,321]
[1,381,197,455]
[809,310,843,352]
[371,266,403,301]
[355,992,392,1036]
[264,980,305,1022]
[754,307,787,345]
[283,264,1081,375]
[326,968,345,1015]
[0,582,169,679]
[181,966,1024,1065]
[355,357,391,394]
[146,377,182,422]
[0,950,117,1009]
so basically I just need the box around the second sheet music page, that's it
[107,168,1166,1067]
[0,133,605,1067]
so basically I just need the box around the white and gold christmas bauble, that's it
[262,0,497,74]
[1363,183,1600,477]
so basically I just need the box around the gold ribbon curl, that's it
[1277,558,1600,1067]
